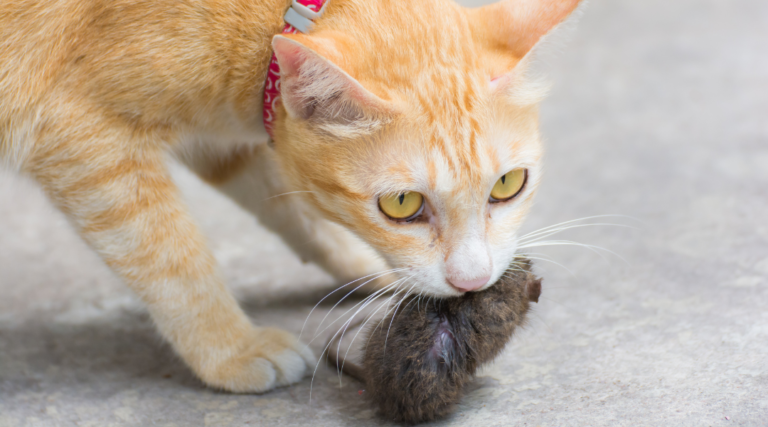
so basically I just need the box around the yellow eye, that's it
[379,192,424,220]
[490,169,527,202]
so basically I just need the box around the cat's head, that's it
[271,0,580,297]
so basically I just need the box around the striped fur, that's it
[0,0,580,393]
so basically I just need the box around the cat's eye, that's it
[379,191,424,221]
[490,169,527,202]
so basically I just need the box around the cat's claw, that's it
[196,327,315,393]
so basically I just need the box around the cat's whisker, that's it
[517,215,638,242]
[384,278,418,319]
[303,267,408,342]
[331,275,409,345]
[309,276,406,400]
[400,289,423,315]
[517,240,628,264]
[514,251,555,260]
[514,217,636,272]
[364,280,418,355]
[331,277,416,385]
[333,275,414,384]
[262,190,317,201]
[514,253,577,277]
[383,288,418,350]
[368,278,412,339]
[362,299,404,360]
[518,217,605,241]
[302,267,403,337]
[317,289,390,381]
[500,263,529,277]
[339,310,384,381]
[363,295,398,355]
[362,288,422,356]
[354,275,413,336]
[308,288,396,367]
[382,280,421,354]
[339,276,418,384]
[518,221,635,245]
[306,277,402,347]
[501,266,528,275]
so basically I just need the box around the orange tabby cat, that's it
[0,0,580,392]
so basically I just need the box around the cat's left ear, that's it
[468,0,582,93]
[468,0,582,59]
[272,34,393,136]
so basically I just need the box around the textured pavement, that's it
[1,0,767,425]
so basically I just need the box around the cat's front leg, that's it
[27,132,312,393]
[207,144,394,289]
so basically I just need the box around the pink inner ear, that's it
[272,37,306,78]
[489,76,505,91]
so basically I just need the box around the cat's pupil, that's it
[501,175,506,184]
[399,194,405,205]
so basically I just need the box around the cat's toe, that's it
[238,357,279,393]
[266,347,312,386]
[196,327,314,393]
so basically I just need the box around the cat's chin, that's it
[407,281,465,299]
[426,276,508,298]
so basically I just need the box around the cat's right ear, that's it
[272,35,393,137]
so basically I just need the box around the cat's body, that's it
[0,0,579,393]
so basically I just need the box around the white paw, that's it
[266,346,314,386]
[197,327,315,393]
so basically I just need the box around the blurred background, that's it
[1,0,766,425]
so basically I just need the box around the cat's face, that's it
[272,0,578,297]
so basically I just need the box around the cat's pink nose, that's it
[448,275,491,292]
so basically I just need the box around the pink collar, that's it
[263,0,329,139]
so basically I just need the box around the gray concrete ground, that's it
[1,0,767,425]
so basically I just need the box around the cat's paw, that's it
[196,327,315,393]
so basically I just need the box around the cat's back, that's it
[1,0,215,113]
[0,0,82,110]
[1,0,286,136]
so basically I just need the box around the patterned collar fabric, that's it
[263,0,328,139]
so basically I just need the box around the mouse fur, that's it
[352,259,541,424]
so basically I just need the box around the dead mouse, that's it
[327,258,541,424]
